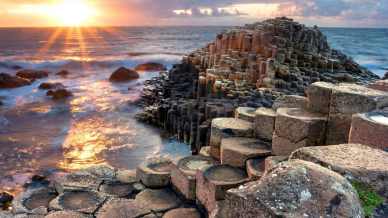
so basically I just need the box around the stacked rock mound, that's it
[136,17,379,153]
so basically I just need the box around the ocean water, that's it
[0,26,387,194]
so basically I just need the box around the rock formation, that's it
[0,73,31,89]
[109,67,139,82]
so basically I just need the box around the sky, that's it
[0,0,387,27]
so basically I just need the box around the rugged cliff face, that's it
[136,17,379,153]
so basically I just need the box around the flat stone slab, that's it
[220,137,271,168]
[273,108,327,155]
[210,118,253,159]
[96,198,150,218]
[254,107,276,141]
[171,155,216,200]
[12,187,57,215]
[135,189,181,213]
[246,158,266,180]
[136,157,174,188]
[46,211,92,218]
[54,172,102,193]
[272,95,307,110]
[349,110,388,151]
[196,165,248,213]
[235,107,256,122]
[49,190,106,214]
[99,180,135,198]
[216,160,363,218]
[163,208,202,218]
[290,144,388,199]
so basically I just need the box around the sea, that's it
[0,26,387,194]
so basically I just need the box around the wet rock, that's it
[135,62,167,71]
[254,107,276,141]
[109,67,139,82]
[171,155,216,200]
[53,171,102,193]
[349,110,388,151]
[49,190,106,214]
[0,192,13,210]
[163,208,202,218]
[80,164,116,180]
[196,165,248,213]
[216,160,363,218]
[45,211,92,218]
[16,70,49,81]
[136,157,174,188]
[0,73,31,89]
[220,137,271,168]
[96,198,150,218]
[273,107,327,155]
[12,187,57,215]
[290,144,388,199]
[56,70,70,77]
[135,189,181,213]
[46,89,72,100]
[38,82,65,90]
[210,118,253,159]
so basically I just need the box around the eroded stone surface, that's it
[290,144,388,198]
[96,198,150,218]
[99,180,135,198]
[220,137,271,168]
[216,160,363,218]
[49,190,106,214]
[254,107,276,141]
[45,211,92,218]
[306,82,336,114]
[163,208,202,218]
[135,189,181,213]
[12,187,57,215]
[136,157,174,188]
[272,95,307,110]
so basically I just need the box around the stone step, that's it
[134,189,182,213]
[210,118,254,159]
[171,155,216,201]
[290,144,388,199]
[349,110,388,151]
[136,157,174,188]
[273,107,327,156]
[235,107,256,122]
[220,137,271,168]
[196,165,249,214]
[254,107,276,141]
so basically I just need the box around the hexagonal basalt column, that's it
[254,107,276,141]
[210,118,253,159]
[171,155,216,201]
[46,211,92,218]
[272,108,327,156]
[96,198,150,218]
[306,82,336,114]
[196,165,248,213]
[163,208,202,218]
[49,190,106,214]
[220,137,271,168]
[349,110,388,151]
[235,107,256,122]
[136,157,174,188]
[327,83,388,145]
[135,189,181,213]
[12,187,57,216]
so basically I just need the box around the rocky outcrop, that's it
[16,69,49,81]
[109,67,139,82]
[0,73,31,89]
[46,88,73,100]
[39,82,65,90]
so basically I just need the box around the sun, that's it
[52,0,98,26]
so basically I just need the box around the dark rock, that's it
[109,67,139,82]
[0,73,31,88]
[46,89,72,100]
[56,70,70,77]
[0,192,13,210]
[16,69,49,81]
[135,62,167,71]
[38,82,65,90]
[383,72,388,80]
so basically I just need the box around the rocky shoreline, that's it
[1,17,388,218]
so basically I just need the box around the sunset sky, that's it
[0,0,387,27]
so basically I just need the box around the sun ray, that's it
[34,28,64,59]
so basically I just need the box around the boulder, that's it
[16,70,49,80]
[349,110,388,151]
[220,137,271,168]
[196,165,248,213]
[272,95,307,110]
[254,107,276,141]
[109,67,139,82]
[49,190,106,214]
[46,211,92,218]
[273,108,327,155]
[327,83,388,144]
[235,107,256,122]
[12,187,57,215]
[38,82,65,90]
[136,157,174,188]
[0,192,13,210]
[163,208,202,218]
[135,189,181,213]
[210,118,253,159]
[56,70,70,77]
[0,73,31,89]
[96,198,150,218]
[216,160,363,218]
[171,155,216,200]
[46,89,72,100]
[135,62,167,71]
[290,144,388,199]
